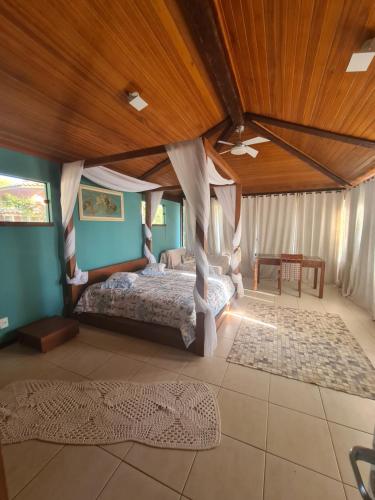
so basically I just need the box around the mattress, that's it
[74,269,235,347]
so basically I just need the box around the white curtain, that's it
[83,166,159,192]
[167,138,217,356]
[339,179,375,319]
[144,191,163,263]
[296,191,344,283]
[61,162,161,284]
[207,199,224,255]
[60,161,88,285]
[214,185,244,296]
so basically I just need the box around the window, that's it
[141,200,166,225]
[0,174,51,224]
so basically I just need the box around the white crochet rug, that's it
[0,380,220,450]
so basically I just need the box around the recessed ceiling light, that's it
[346,38,375,72]
[127,91,148,111]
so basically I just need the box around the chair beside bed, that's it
[67,257,233,356]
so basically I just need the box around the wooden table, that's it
[253,254,326,298]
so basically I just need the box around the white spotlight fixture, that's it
[127,91,148,111]
[346,38,375,72]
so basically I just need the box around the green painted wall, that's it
[74,180,181,267]
[0,148,181,345]
[152,199,181,261]
[0,148,64,343]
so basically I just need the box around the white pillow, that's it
[140,263,166,276]
[101,272,138,290]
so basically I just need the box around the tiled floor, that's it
[1,281,374,499]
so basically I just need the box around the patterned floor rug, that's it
[227,299,375,399]
[0,380,220,449]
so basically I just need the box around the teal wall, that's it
[152,199,181,261]
[74,179,181,267]
[0,148,64,343]
[0,147,181,345]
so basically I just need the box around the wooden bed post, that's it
[195,221,208,356]
[145,191,152,254]
[64,216,76,279]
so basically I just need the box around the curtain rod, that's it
[242,188,345,197]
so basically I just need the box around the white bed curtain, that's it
[144,191,163,263]
[214,185,244,296]
[207,199,224,255]
[167,138,217,356]
[61,162,160,284]
[339,179,375,319]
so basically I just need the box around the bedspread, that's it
[74,270,235,347]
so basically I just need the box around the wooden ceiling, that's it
[0,0,374,194]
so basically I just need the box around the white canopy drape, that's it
[61,162,160,284]
[214,185,244,296]
[167,138,217,356]
[144,191,164,263]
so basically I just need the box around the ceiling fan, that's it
[218,127,270,158]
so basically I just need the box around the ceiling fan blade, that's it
[244,146,259,158]
[243,137,270,146]
[219,149,232,155]
[218,140,235,146]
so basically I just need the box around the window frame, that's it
[0,173,53,227]
[141,200,166,226]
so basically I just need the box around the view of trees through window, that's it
[141,200,166,225]
[0,174,50,223]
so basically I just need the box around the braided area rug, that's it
[0,380,220,449]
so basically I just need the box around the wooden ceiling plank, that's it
[246,113,375,149]
[246,117,351,187]
[177,0,244,126]
[84,145,166,168]
[139,158,170,180]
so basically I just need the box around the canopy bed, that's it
[62,136,244,356]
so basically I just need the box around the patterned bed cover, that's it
[75,269,235,347]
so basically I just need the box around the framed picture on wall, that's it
[78,185,124,221]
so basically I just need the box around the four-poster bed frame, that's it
[65,126,242,356]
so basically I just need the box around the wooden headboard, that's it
[67,257,148,308]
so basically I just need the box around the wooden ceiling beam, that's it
[246,117,351,187]
[84,145,166,168]
[139,117,231,181]
[203,137,241,183]
[246,113,375,150]
[177,0,244,126]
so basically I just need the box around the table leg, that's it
[319,263,325,298]
[313,268,318,289]
[253,261,258,290]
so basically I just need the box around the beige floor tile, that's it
[264,453,346,500]
[130,364,179,383]
[179,356,228,386]
[320,388,375,434]
[78,326,131,353]
[101,442,133,460]
[111,336,159,363]
[52,342,113,376]
[214,336,234,358]
[269,375,325,418]
[344,485,362,500]
[267,404,340,479]
[3,441,63,499]
[217,315,242,340]
[177,374,220,395]
[125,443,195,492]
[98,462,179,500]
[184,434,265,500]
[329,423,373,487]
[148,344,193,372]
[221,363,270,400]
[15,445,119,500]
[87,354,145,380]
[218,388,268,449]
